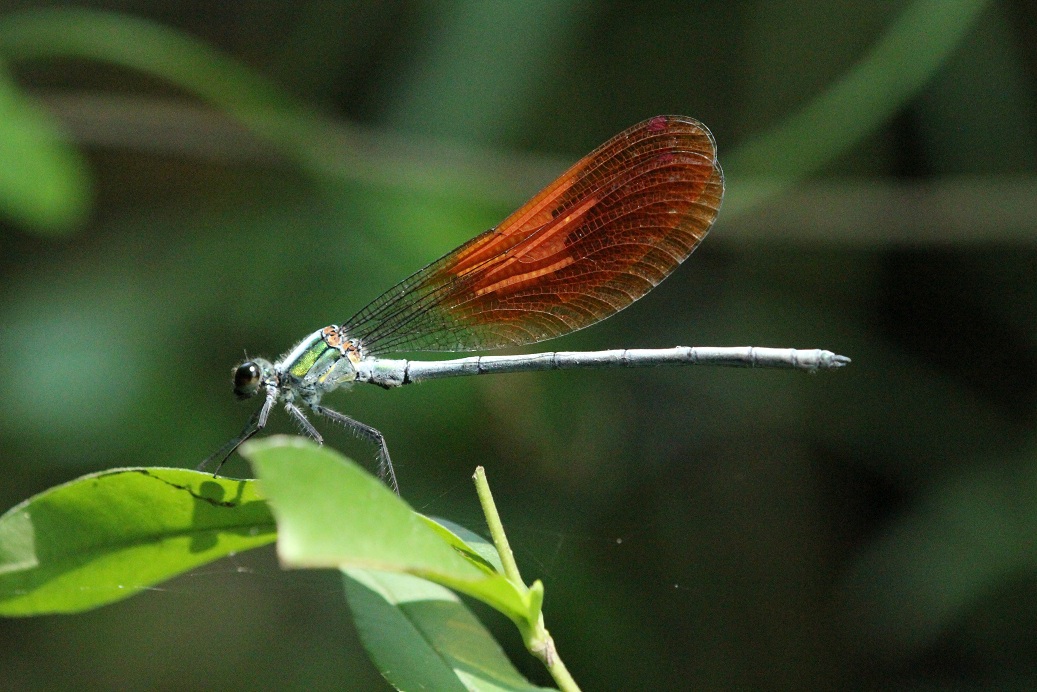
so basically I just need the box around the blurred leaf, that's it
[343,569,552,691]
[0,468,275,616]
[844,453,1037,655]
[0,57,90,234]
[0,8,319,169]
[382,0,585,145]
[725,0,993,217]
[243,437,536,626]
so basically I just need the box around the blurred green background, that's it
[1,0,1035,689]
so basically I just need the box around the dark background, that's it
[1,1,1035,689]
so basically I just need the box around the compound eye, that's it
[233,362,262,399]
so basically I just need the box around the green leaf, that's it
[0,468,276,616]
[243,436,533,625]
[343,569,553,691]
[420,514,503,574]
[0,58,90,234]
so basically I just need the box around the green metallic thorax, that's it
[286,333,334,379]
[279,327,358,393]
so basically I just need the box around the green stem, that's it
[473,466,523,586]
[473,466,581,692]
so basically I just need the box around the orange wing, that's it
[344,115,724,354]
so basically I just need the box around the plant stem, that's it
[473,466,523,586]
[473,466,581,692]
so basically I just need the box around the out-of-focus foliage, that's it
[0,56,88,232]
[1,1,1035,690]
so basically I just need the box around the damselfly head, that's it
[232,358,273,400]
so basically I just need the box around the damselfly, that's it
[203,115,849,490]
